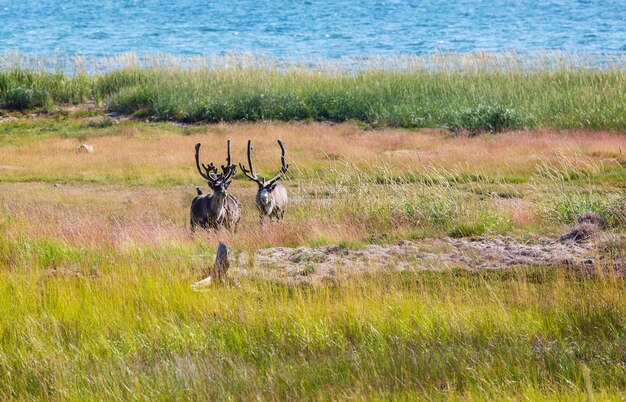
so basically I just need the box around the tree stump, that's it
[192,242,230,290]
[211,242,230,283]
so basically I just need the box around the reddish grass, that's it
[1,122,624,252]
[1,123,624,184]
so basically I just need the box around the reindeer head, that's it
[194,140,237,196]
[239,139,289,202]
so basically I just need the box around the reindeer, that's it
[239,139,289,224]
[190,140,241,232]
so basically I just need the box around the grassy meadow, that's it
[1,53,626,399]
[0,113,625,398]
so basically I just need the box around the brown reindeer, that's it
[239,139,289,224]
[190,140,241,232]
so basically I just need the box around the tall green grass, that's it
[1,52,625,131]
[0,265,624,399]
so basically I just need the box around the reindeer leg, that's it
[233,218,239,233]
[202,218,212,231]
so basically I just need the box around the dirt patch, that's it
[230,233,625,284]
[0,116,19,123]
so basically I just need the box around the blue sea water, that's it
[0,0,624,57]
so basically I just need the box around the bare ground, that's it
[228,230,625,284]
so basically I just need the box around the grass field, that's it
[1,112,625,399]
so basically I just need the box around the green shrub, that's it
[607,196,626,228]
[449,105,532,135]
[108,85,156,115]
[545,192,625,228]
[448,223,486,238]
[87,117,114,129]
[2,86,52,110]
[416,195,463,228]
[94,68,148,99]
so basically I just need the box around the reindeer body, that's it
[190,141,241,232]
[256,183,288,220]
[240,139,290,223]
[190,190,241,231]
[224,194,242,229]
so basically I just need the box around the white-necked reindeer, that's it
[190,140,241,232]
[239,139,289,224]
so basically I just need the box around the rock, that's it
[0,116,18,123]
[77,144,94,154]
[559,223,598,243]
[577,211,608,230]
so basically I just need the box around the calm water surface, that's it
[0,0,625,57]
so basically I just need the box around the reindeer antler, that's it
[266,139,289,186]
[195,143,218,182]
[195,140,237,183]
[239,139,265,188]
[220,139,232,173]
[221,139,237,181]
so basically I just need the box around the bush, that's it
[546,192,625,228]
[607,196,626,228]
[448,223,486,238]
[107,85,156,115]
[94,68,148,99]
[2,86,52,110]
[449,105,532,135]
[87,117,115,129]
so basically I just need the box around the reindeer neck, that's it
[211,191,227,208]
